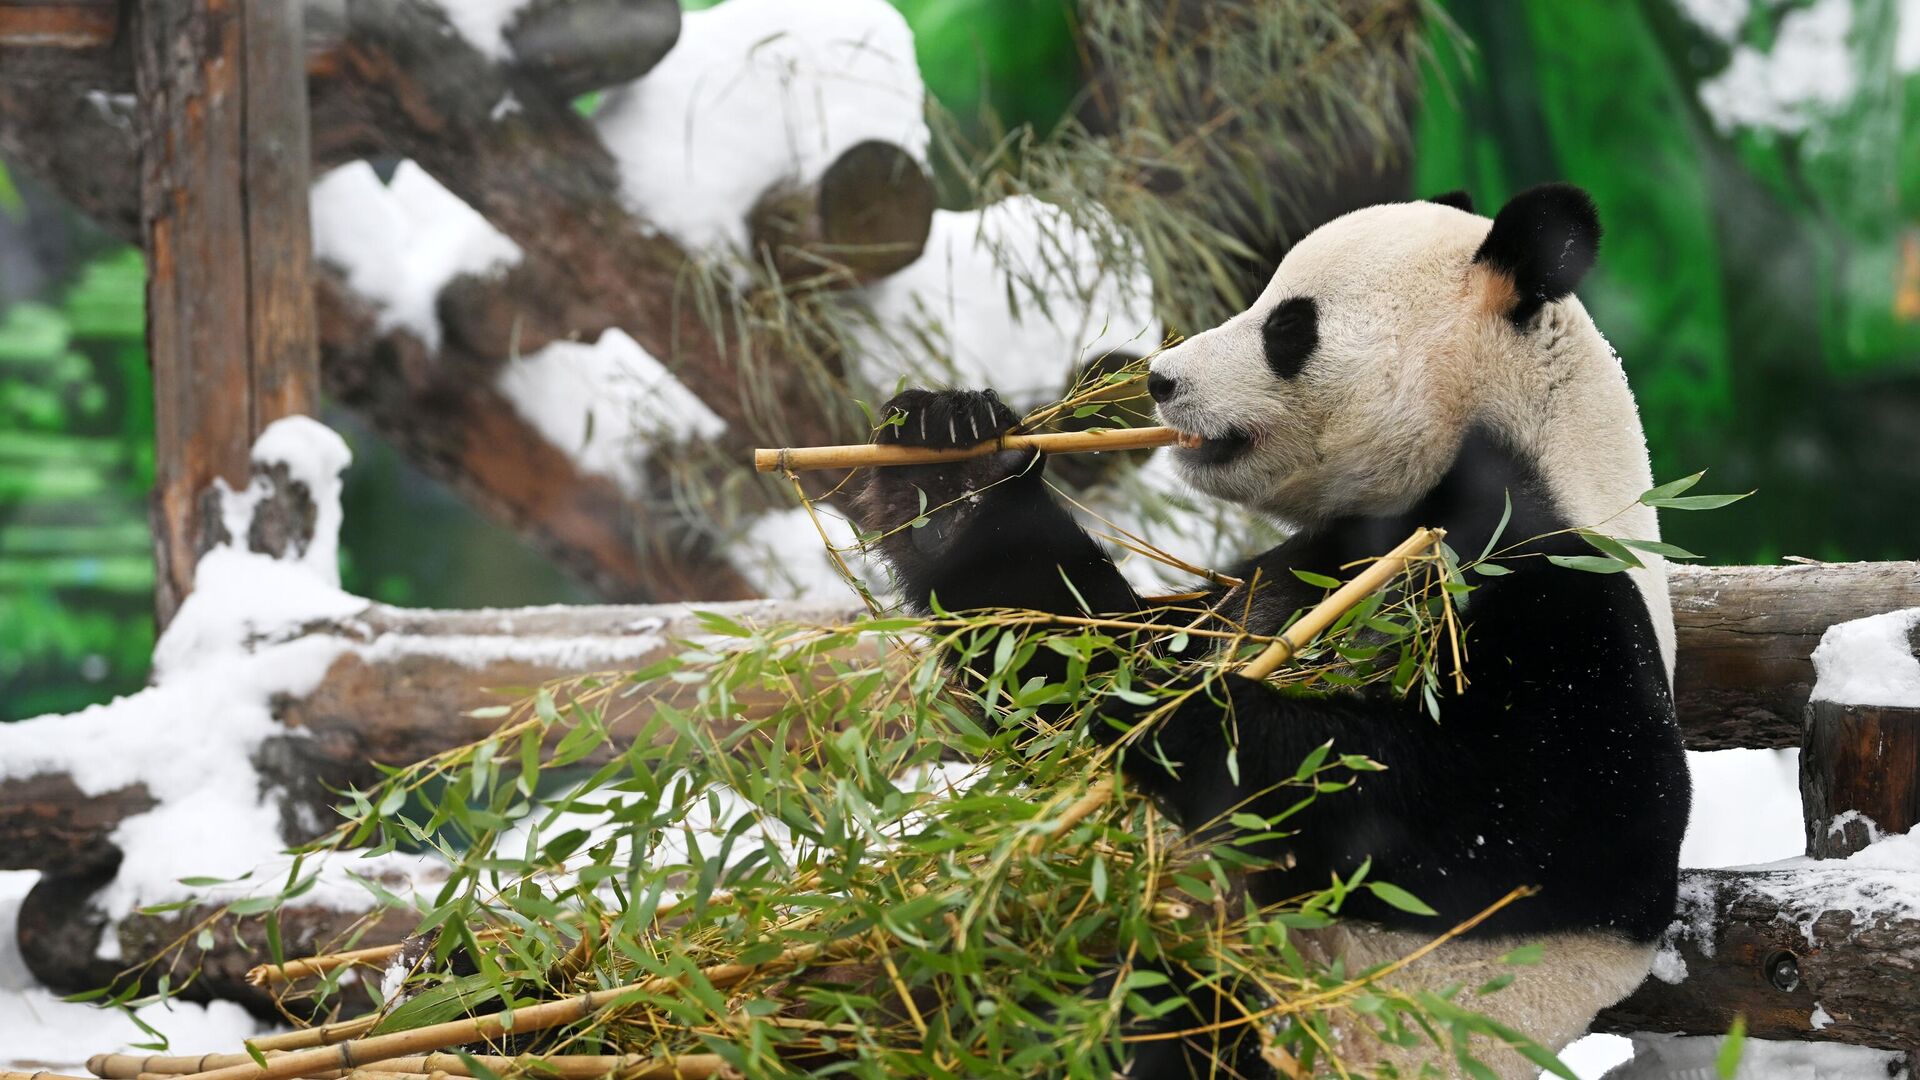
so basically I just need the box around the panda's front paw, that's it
[875,388,1019,449]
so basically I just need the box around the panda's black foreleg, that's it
[1094,671,1404,861]
[854,387,1143,625]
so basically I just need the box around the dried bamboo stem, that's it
[245,1016,378,1052]
[169,935,872,1080]
[245,942,408,987]
[1025,527,1444,854]
[4,1073,97,1080]
[1239,526,1445,679]
[753,426,1182,473]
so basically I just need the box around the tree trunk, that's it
[135,0,318,627]
[1595,866,1920,1053]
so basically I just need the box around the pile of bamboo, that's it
[5,523,1447,1080]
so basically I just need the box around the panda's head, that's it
[1148,185,1605,523]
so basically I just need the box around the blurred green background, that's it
[3,0,1916,721]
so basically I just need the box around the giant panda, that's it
[854,184,1690,1078]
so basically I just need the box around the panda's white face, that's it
[1149,201,1491,523]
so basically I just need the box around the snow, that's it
[1697,0,1857,135]
[1681,748,1805,869]
[310,161,523,352]
[0,421,440,929]
[593,0,928,256]
[439,0,525,61]
[732,504,882,602]
[1078,448,1282,594]
[850,196,1164,409]
[495,328,727,496]
[1604,1031,1905,1080]
[2,873,269,1068]
[231,416,351,587]
[1810,608,1920,708]
[1673,0,1749,42]
[1902,0,1920,73]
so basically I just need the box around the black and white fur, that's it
[856,186,1689,1078]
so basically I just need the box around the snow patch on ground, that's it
[1,873,271,1070]
[594,0,928,256]
[1810,608,1920,707]
[1605,1031,1906,1080]
[495,328,727,496]
[1681,748,1805,869]
[310,161,523,352]
[733,503,884,603]
[850,196,1163,409]
[1698,0,1856,134]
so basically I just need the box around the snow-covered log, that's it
[7,562,1917,883]
[1800,609,1920,858]
[1669,562,1920,750]
[1595,863,1920,1052]
[748,139,936,282]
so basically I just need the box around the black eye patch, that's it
[1263,296,1318,379]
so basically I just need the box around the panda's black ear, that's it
[1424,190,1475,213]
[1473,183,1600,326]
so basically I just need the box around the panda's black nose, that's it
[1147,372,1178,403]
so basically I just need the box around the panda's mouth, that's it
[1170,426,1253,466]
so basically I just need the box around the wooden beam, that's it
[135,0,319,627]
[1596,866,1920,1053]
[0,2,117,48]
[1669,561,1920,749]
[1802,700,1920,858]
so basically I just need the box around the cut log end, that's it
[503,0,683,101]
[750,140,935,283]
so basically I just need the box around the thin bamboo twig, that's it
[246,940,423,987]
[753,426,1183,473]
[245,1016,378,1052]
[167,935,874,1080]
[1025,528,1445,855]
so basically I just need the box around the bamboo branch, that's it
[1026,527,1444,854]
[170,935,874,1080]
[97,1055,726,1080]
[1239,527,1445,679]
[753,427,1185,473]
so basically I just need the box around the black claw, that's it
[874,388,1020,450]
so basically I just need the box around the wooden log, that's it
[749,139,936,283]
[315,273,761,603]
[1799,615,1920,858]
[1668,561,1920,750]
[1802,700,1920,858]
[135,0,319,628]
[501,0,682,100]
[0,773,153,877]
[1595,866,1920,1053]
[7,563,1920,880]
[0,1,117,48]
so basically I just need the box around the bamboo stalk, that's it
[1239,527,1445,679]
[752,426,1183,473]
[245,942,407,987]
[168,935,872,1080]
[4,1073,96,1080]
[347,1054,728,1079]
[1026,527,1444,854]
[245,1016,378,1052]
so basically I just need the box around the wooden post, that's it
[135,0,318,627]
[1801,619,1920,858]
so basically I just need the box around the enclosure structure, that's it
[2,0,1920,1067]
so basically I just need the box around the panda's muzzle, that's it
[1171,426,1253,466]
